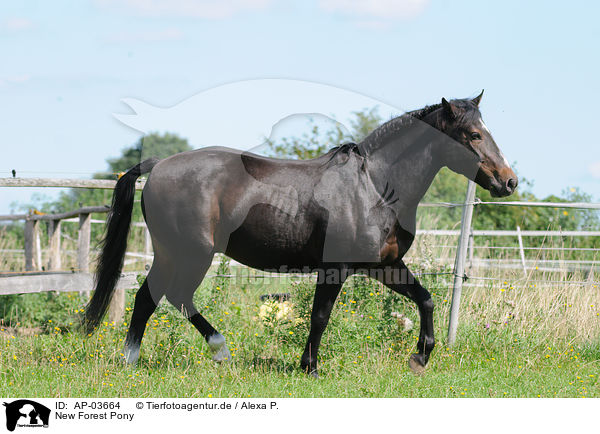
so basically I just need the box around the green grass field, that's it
[1,261,599,398]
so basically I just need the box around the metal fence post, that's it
[516,225,527,277]
[447,180,477,346]
[467,228,474,269]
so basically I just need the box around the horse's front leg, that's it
[300,269,345,378]
[375,261,435,373]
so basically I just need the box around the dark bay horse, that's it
[84,92,517,376]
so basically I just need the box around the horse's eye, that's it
[470,132,482,141]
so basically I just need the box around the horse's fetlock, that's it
[422,298,434,313]
[423,335,435,352]
[300,354,313,369]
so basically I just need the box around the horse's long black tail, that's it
[82,158,159,334]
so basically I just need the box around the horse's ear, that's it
[472,89,484,106]
[441,98,456,120]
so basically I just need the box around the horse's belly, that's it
[223,204,323,271]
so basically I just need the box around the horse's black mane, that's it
[321,97,481,163]
[409,99,481,129]
[322,105,442,160]
[406,103,443,120]
[326,141,361,158]
[322,141,363,167]
[356,98,481,156]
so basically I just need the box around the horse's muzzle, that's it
[490,175,518,197]
[476,166,518,197]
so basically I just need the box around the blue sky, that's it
[1,0,599,214]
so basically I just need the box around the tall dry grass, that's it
[408,229,600,348]
[0,226,23,272]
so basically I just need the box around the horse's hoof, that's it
[408,354,426,375]
[300,363,319,378]
[208,333,231,363]
[212,346,232,363]
[123,345,140,366]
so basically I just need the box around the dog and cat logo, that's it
[2,400,50,431]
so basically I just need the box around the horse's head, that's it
[437,91,518,197]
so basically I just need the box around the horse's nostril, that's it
[506,178,518,191]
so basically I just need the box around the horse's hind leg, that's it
[123,278,161,365]
[165,255,231,363]
[186,305,231,362]
[123,258,171,365]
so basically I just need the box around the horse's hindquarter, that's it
[142,148,237,254]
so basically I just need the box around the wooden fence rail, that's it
[0,177,145,190]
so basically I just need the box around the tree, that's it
[104,133,191,178]
[52,133,191,215]
[267,108,382,160]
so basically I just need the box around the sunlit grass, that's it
[1,267,598,398]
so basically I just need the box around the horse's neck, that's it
[362,116,446,210]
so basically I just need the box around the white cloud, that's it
[0,74,32,87]
[107,28,184,43]
[354,20,392,30]
[589,161,600,179]
[319,0,429,19]
[4,18,34,31]
[96,0,427,23]
[95,0,273,19]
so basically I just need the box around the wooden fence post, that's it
[78,213,91,272]
[108,287,125,325]
[24,219,35,271]
[78,213,92,298]
[34,221,42,271]
[47,219,62,271]
[24,219,42,271]
[447,180,477,346]
[144,227,152,266]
